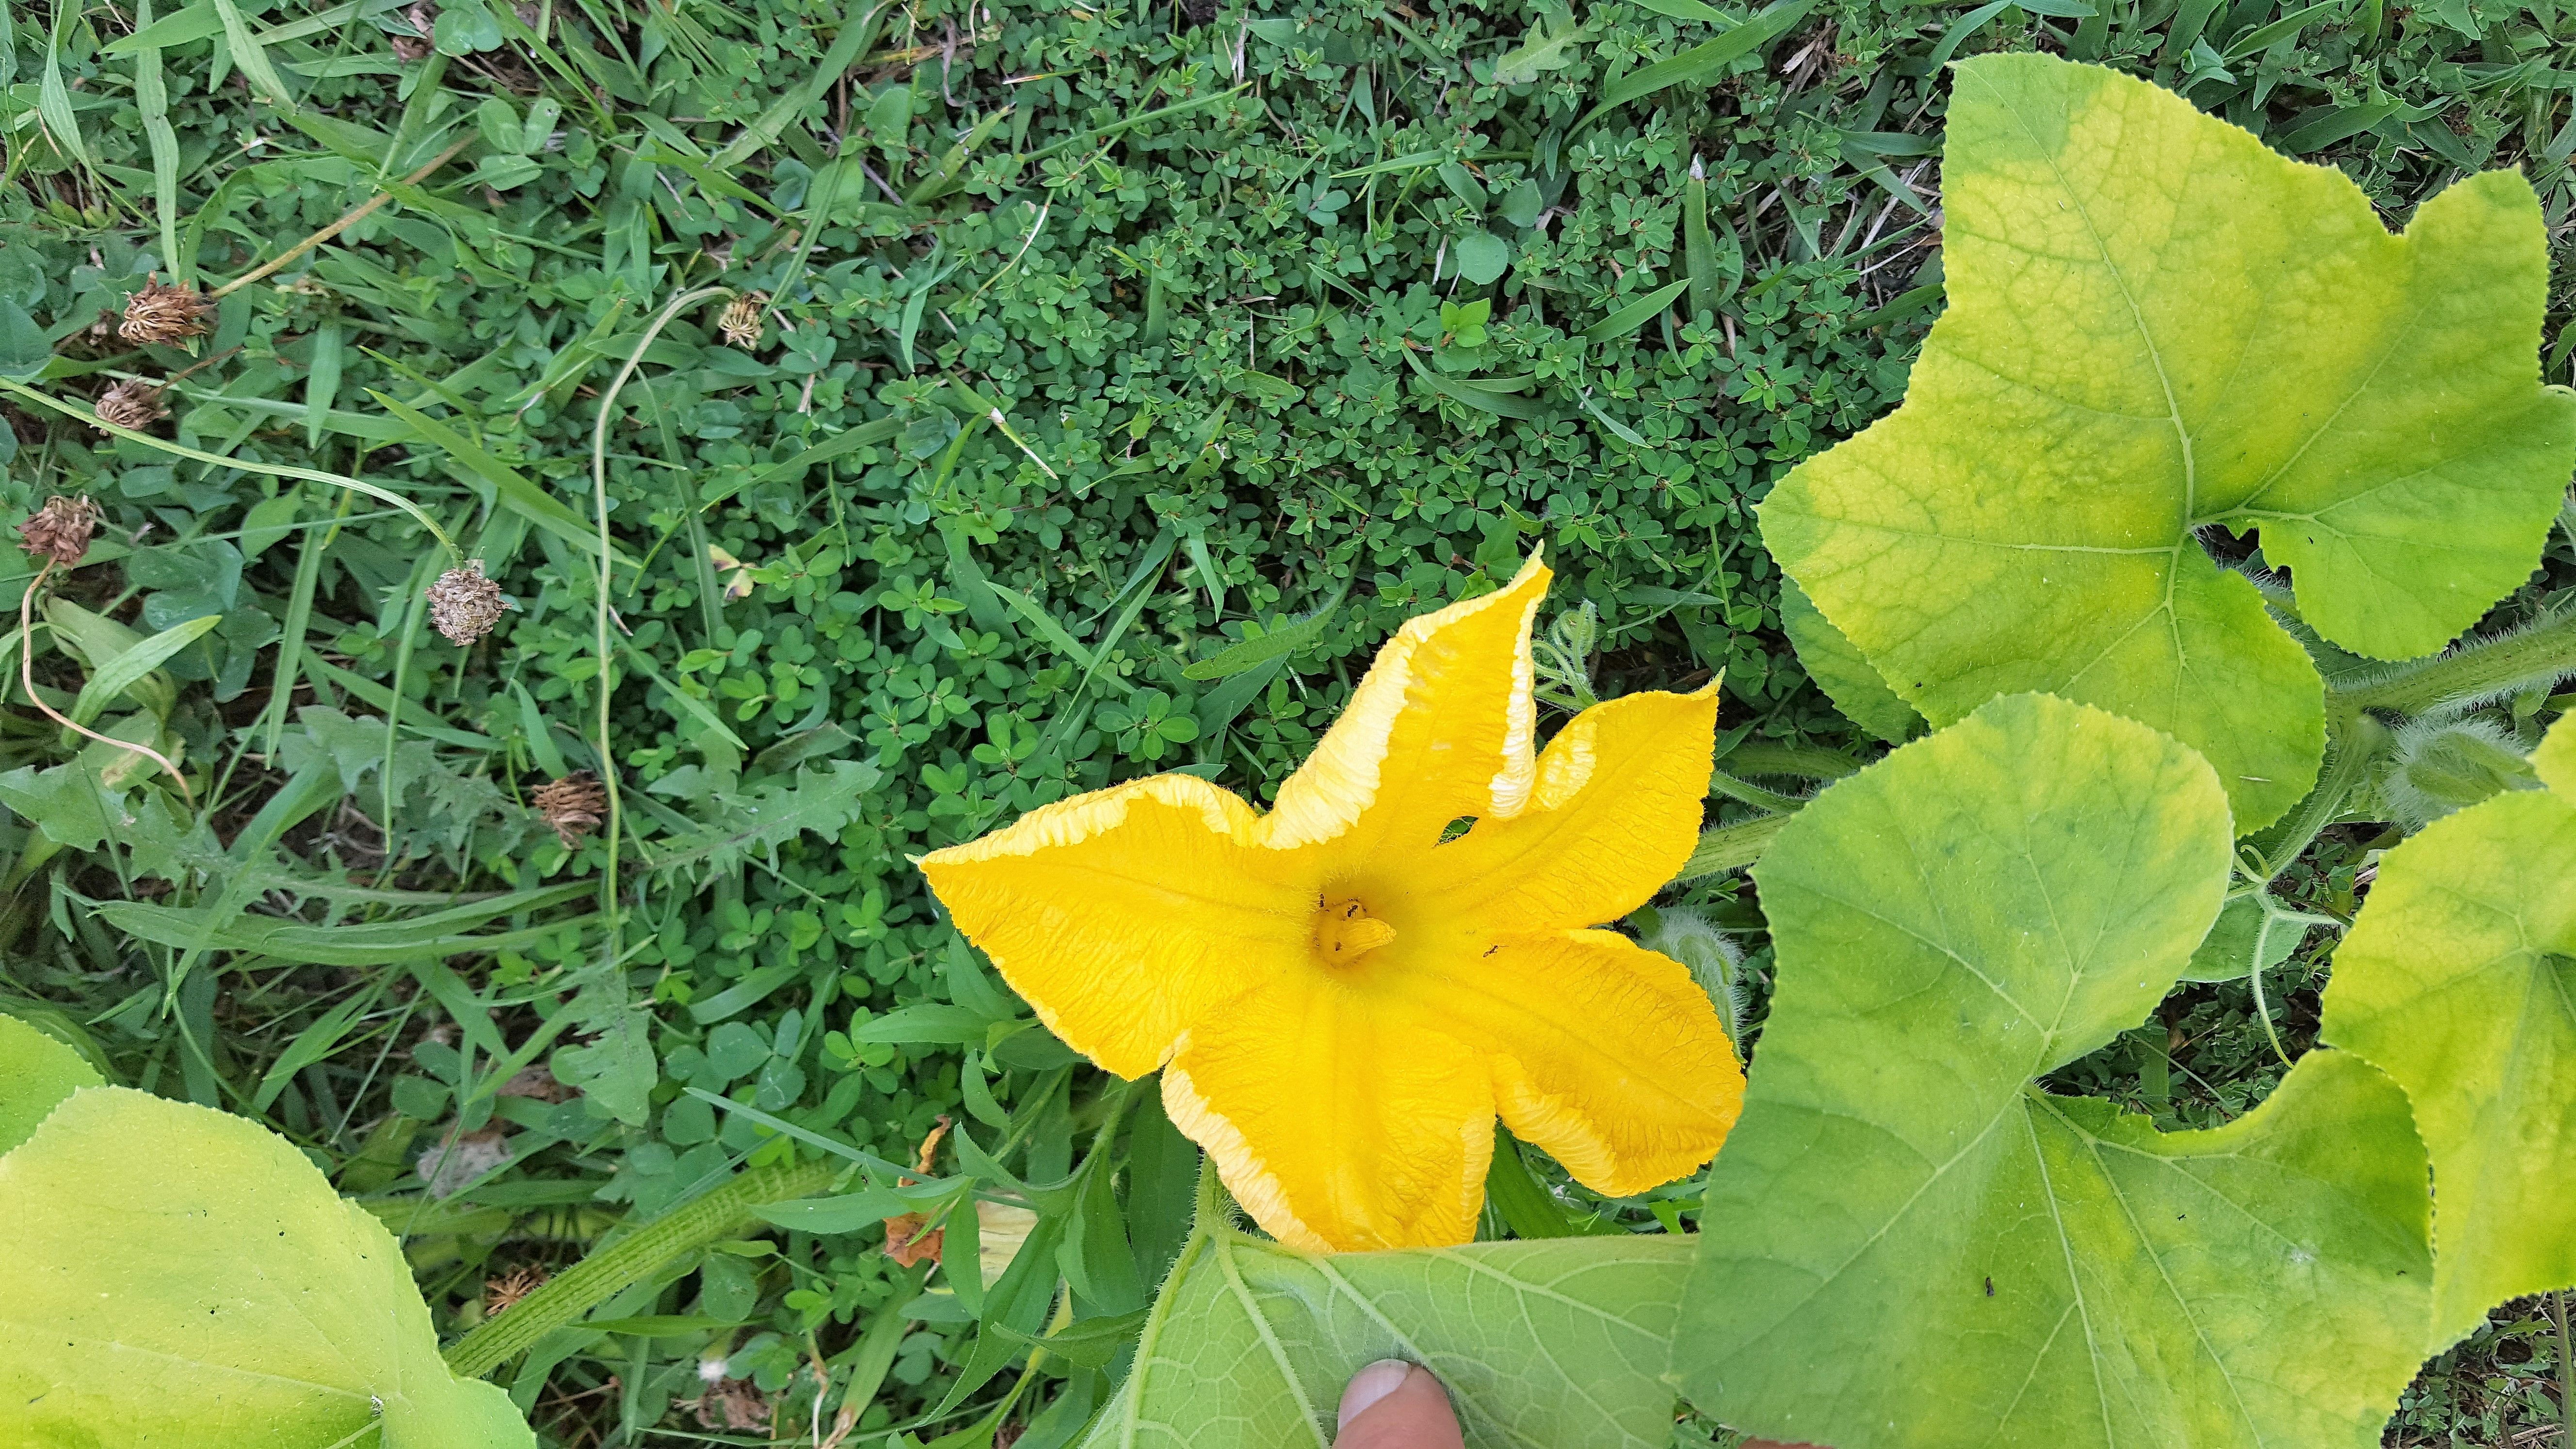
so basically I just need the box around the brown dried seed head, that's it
[483,1264,548,1316]
[717,293,767,350]
[118,278,213,346]
[426,561,506,645]
[684,1377,773,1433]
[17,496,101,567]
[533,771,609,848]
[95,379,167,433]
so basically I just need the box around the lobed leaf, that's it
[1763,54,2576,832]
[0,1081,534,1448]
[1674,693,2434,1449]
[1777,577,1917,743]
[2321,709,2576,1346]
[1083,1227,1690,1449]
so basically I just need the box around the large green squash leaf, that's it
[0,1085,536,1449]
[2537,709,2575,794]
[1674,693,2434,1449]
[1778,577,1918,744]
[1762,53,2576,832]
[2322,709,2576,1348]
[0,1012,100,1153]
[1082,1223,1690,1449]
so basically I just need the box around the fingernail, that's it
[1338,1359,1415,1430]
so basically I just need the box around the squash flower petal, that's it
[920,550,1745,1251]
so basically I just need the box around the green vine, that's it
[443,1154,835,1379]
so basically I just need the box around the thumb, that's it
[1334,1361,1465,1449]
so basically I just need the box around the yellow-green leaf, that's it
[2322,708,2576,1347]
[0,1087,534,1447]
[1762,54,2576,832]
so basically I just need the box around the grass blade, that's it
[70,615,222,726]
[208,0,297,109]
[1576,0,1812,131]
[1581,275,1692,345]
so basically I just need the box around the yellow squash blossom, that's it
[920,552,1744,1251]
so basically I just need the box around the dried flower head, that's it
[533,772,608,848]
[717,293,768,350]
[94,379,167,433]
[682,1377,773,1432]
[483,1264,547,1317]
[426,561,506,645]
[118,277,214,346]
[392,0,438,58]
[880,1114,953,1267]
[17,496,101,568]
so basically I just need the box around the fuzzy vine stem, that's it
[2326,610,2576,715]
[2245,947,2295,1071]
[1675,812,1790,882]
[1191,1145,1232,1238]
[443,1154,835,1379]
[1707,768,1804,815]
[2239,714,2389,882]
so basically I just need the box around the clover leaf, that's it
[1762,53,2576,832]
[1674,694,2434,1449]
[0,1053,535,1449]
[2322,710,2576,1348]
[1084,1221,1690,1449]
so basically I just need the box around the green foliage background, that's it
[2,0,2573,1438]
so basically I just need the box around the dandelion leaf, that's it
[1082,1229,1689,1449]
[0,1086,536,1449]
[0,1011,100,1153]
[1674,693,2434,1449]
[1762,53,2576,832]
[2322,709,2576,1347]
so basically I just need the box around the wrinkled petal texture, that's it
[1413,686,1720,933]
[1258,551,1550,853]
[1163,972,1495,1252]
[920,774,1318,1078]
[1419,930,1744,1196]
[923,552,1741,1251]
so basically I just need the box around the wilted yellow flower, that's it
[974,1200,1039,1288]
[922,551,1742,1251]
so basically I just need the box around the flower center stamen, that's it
[1314,898,1396,964]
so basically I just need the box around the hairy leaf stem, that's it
[2240,714,2389,879]
[2327,610,2576,715]
[1722,740,1863,780]
[2556,1290,2575,1449]
[1675,813,1790,881]
[1708,768,1803,815]
[443,1154,834,1378]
